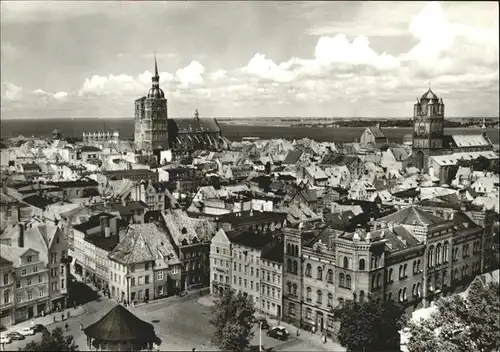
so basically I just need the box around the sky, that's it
[1,1,498,119]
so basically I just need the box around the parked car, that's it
[32,324,48,334]
[0,336,11,344]
[18,327,35,336]
[5,332,25,341]
[266,326,289,341]
[256,318,270,329]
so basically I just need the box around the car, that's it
[266,326,289,341]
[5,332,25,341]
[256,318,270,329]
[18,327,35,336]
[32,324,48,334]
[0,336,11,344]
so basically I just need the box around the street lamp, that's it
[259,321,263,352]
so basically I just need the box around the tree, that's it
[407,280,500,352]
[210,289,255,352]
[334,298,407,352]
[20,327,78,351]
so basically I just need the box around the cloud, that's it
[2,2,498,118]
[175,61,206,87]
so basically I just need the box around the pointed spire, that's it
[154,53,159,77]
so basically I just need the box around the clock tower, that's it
[411,88,445,170]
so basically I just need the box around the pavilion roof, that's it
[84,304,155,342]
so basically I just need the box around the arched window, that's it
[305,263,312,277]
[328,293,333,306]
[294,245,299,257]
[339,273,345,287]
[287,282,292,294]
[286,259,292,273]
[428,246,434,267]
[399,265,403,278]
[436,243,442,265]
[287,243,291,255]
[388,268,393,282]
[376,273,381,288]
[413,260,417,274]
[403,287,407,301]
[398,289,403,302]
[317,290,323,304]
[412,283,417,296]
[292,284,297,296]
[346,275,352,289]
[317,266,323,280]
[416,282,421,297]
[306,287,311,300]
[292,261,298,274]
[359,259,365,271]
[359,290,365,303]
[443,241,449,262]
[327,269,334,283]
[403,263,407,277]
[343,257,349,269]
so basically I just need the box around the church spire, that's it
[152,54,160,88]
[481,117,487,136]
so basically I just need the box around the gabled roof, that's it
[368,126,386,139]
[283,150,302,165]
[378,206,447,226]
[84,304,155,342]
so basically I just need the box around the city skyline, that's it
[1,1,498,119]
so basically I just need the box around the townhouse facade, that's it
[1,247,50,326]
[259,241,284,319]
[210,229,232,295]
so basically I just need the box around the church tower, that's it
[411,88,445,170]
[134,56,169,151]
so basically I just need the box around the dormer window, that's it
[181,227,187,234]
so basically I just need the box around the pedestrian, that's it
[296,328,300,337]
[312,326,316,334]
[65,323,68,331]
[53,315,56,323]
[67,311,71,319]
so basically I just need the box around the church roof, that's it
[168,118,220,134]
[378,205,447,227]
[421,88,439,101]
[84,304,155,342]
[368,126,386,139]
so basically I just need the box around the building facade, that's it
[0,256,15,329]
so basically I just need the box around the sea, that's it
[1,118,498,145]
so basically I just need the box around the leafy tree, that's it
[471,156,490,172]
[407,280,500,352]
[334,298,407,352]
[210,289,255,352]
[20,327,78,351]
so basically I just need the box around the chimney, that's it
[18,223,24,248]
[100,215,107,234]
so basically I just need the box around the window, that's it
[287,259,292,273]
[346,275,352,289]
[51,253,57,264]
[413,260,417,274]
[3,290,10,304]
[21,269,26,276]
[256,269,259,277]
[343,257,349,269]
[27,290,33,301]
[328,293,333,306]
[436,243,442,265]
[145,275,150,284]
[399,265,403,279]
[239,264,241,272]
[216,247,220,254]
[287,282,292,294]
[305,307,312,319]
[327,269,334,283]
[359,259,365,271]
[157,271,164,281]
[61,279,65,289]
[317,290,323,304]
[27,256,32,263]
[292,284,297,296]
[339,273,345,287]
[16,293,21,303]
[256,283,259,292]
[317,266,323,280]
[376,273,381,288]
[388,268,393,282]
[292,261,298,275]
[306,287,312,301]
[27,279,32,287]
[234,262,237,271]
[131,278,136,286]
[289,302,296,316]
[305,264,312,277]
[131,264,135,273]
[428,246,434,267]
[3,274,8,285]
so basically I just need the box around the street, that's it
[3,289,340,351]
